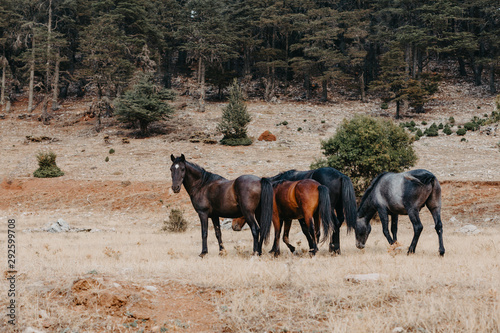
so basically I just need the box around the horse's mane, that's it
[270,169,313,181]
[271,179,289,188]
[186,161,225,186]
[358,172,389,217]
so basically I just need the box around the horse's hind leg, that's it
[242,211,261,255]
[427,196,445,256]
[300,216,318,256]
[390,213,399,242]
[269,215,282,257]
[329,213,341,255]
[211,216,226,256]
[407,209,424,255]
[282,219,295,253]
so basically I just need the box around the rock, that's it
[344,273,388,283]
[258,130,277,141]
[46,219,70,233]
[392,327,405,333]
[144,286,158,292]
[457,224,480,235]
[24,327,46,333]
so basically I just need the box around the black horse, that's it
[269,167,357,254]
[355,169,445,256]
[170,154,273,257]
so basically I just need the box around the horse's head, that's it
[170,154,186,193]
[355,217,371,249]
[231,217,246,231]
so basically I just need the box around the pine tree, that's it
[217,79,252,146]
[115,73,175,136]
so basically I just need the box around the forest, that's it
[0,0,499,114]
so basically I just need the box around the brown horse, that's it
[170,154,273,257]
[233,179,333,256]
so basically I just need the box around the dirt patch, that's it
[22,276,223,332]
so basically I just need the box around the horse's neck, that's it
[182,163,203,196]
[358,193,376,218]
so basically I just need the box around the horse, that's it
[232,179,334,257]
[170,154,273,257]
[268,167,357,254]
[355,169,445,256]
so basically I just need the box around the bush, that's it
[464,122,480,131]
[313,115,417,192]
[109,148,115,154]
[456,128,467,136]
[448,116,455,125]
[217,79,252,146]
[443,124,452,135]
[425,123,439,137]
[162,209,188,232]
[33,151,64,178]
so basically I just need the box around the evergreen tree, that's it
[217,79,252,146]
[115,73,175,136]
[369,45,408,118]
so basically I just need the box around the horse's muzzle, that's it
[356,241,365,250]
[172,185,181,193]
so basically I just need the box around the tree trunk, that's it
[305,74,311,100]
[458,57,467,76]
[52,49,60,111]
[395,100,401,119]
[46,0,52,94]
[321,79,328,102]
[41,95,51,125]
[473,63,483,86]
[1,57,5,106]
[360,71,365,102]
[28,34,35,113]
[489,64,496,94]
[198,58,205,112]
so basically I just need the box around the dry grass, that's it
[1,212,499,332]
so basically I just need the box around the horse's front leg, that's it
[211,216,226,256]
[378,208,394,245]
[198,212,209,257]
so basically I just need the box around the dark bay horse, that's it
[269,168,357,254]
[355,169,445,256]
[170,154,273,257]
[233,179,334,256]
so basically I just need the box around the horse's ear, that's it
[170,154,175,162]
[180,154,185,162]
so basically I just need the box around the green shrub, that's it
[456,128,467,136]
[464,122,479,131]
[217,79,252,146]
[380,102,388,109]
[421,121,427,125]
[438,123,444,129]
[33,151,64,178]
[162,209,188,232]
[105,156,109,162]
[449,116,455,125]
[415,129,423,137]
[425,123,439,137]
[443,124,452,135]
[313,115,417,192]
[109,148,115,154]
[219,137,253,146]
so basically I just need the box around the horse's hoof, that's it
[199,252,208,258]
[219,249,227,257]
[439,250,445,257]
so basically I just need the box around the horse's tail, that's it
[259,177,274,244]
[318,185,333,243]
[341,174,357,233]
